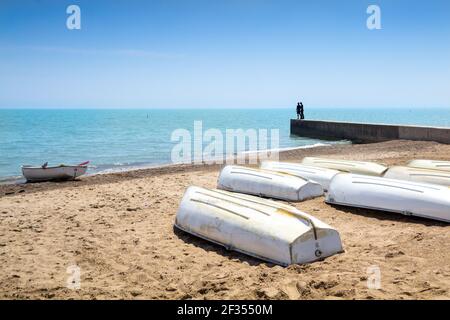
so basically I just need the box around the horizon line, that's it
[1,106,450,110]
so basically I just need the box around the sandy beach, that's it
[0,140,449,300]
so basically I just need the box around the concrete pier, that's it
[290,119,450,144]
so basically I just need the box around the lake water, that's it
[1,108,449,180]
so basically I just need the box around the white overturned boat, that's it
[22,161,89,182]
[217,165,323,201]
[407,160,450,172]
[326,174,450,222]
[301,157,388,176]
[175,186,343,266]
[384,166,450,186]
[260,161,340,191]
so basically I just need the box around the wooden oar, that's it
[78,161,90,166]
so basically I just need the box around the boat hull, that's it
[302,157,388,176]
[22,166,87,182]
[384,166,450,186]
[217,165,323,201]
[175,186,343,266]
[326,174,450,222]
[260,161,340,191]
[407,160,450,172]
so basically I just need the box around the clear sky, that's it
[0,0,449,108]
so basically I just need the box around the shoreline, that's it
[0,140,350,187]
[1,139,449,299]
[0,139,445,198]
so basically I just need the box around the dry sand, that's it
[0,140,449,300]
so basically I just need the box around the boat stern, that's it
[290,227,343,264]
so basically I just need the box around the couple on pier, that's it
[296,102,305,120]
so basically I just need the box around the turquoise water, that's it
[1,108,449,180]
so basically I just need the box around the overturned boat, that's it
[407,159,450,172]
[326,173,450,222]
[260,161,340,191]
[217,165,323,201]
[301,157,388,176]
[384,166,450,186]
[175,186,343,266]
[22,161,89,182]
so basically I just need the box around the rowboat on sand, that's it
[326,173,450,223]
[407,159,450,172]
[217,165,323,201]
[301,157,388,176]
[22,161,89,182]
[175,186,343,266]
[260,161,340,191]
[384,166,450,186]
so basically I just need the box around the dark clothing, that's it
[296,103,304,120]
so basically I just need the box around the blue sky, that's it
[0,0,449,108]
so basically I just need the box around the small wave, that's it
[0,175,25,185]
[91,163,170,176]
[240,141,349,155]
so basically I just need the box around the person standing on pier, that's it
[296,102,305,120]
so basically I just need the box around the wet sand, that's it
[0,140,449,299]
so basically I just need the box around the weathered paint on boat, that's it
[301,157,388,176]
[407,159,450,172]
[22,165,88,182]
[326,173,450,222]
[217,165,323,201]
[175,186,343,266]
[260,161,340,191]
[384,166,450,186]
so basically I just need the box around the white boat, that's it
[260,161,340,191]
[175,186,343,266]
[217,165,323,201]
[301,157,388,176]
[22,162,89,182]
[407,159,450,172]
[384,166,450,186]
[326,173,450,222]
